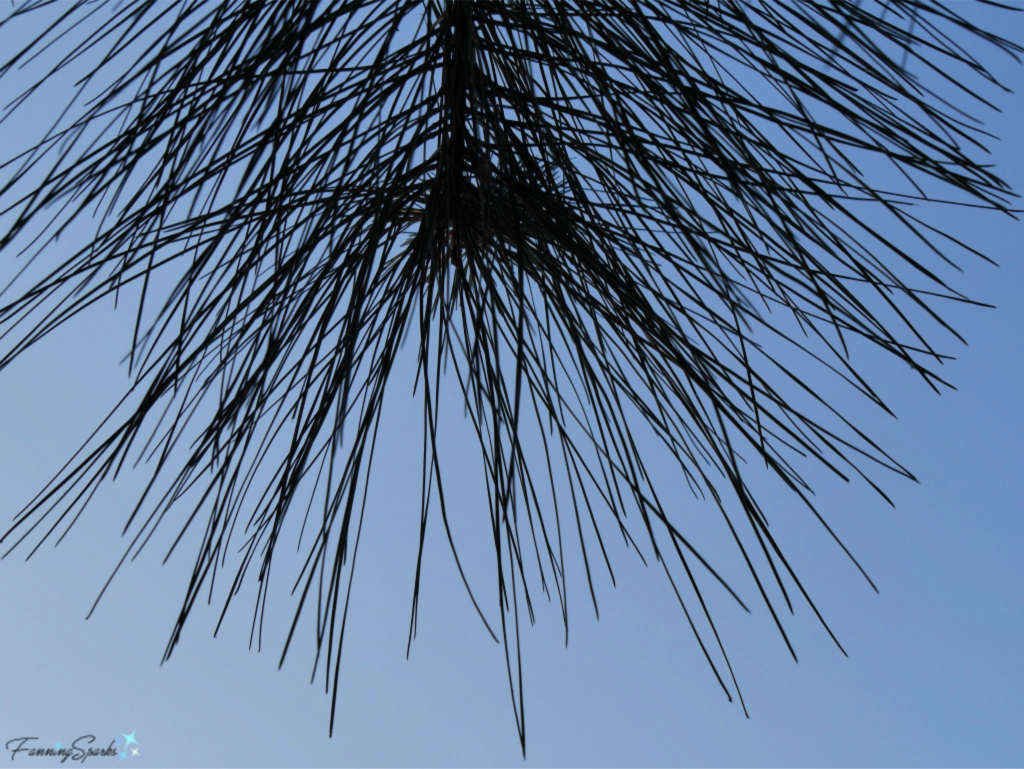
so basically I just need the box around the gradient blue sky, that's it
[1,2,1022,767]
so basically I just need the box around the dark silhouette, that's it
[0,0,1020,756]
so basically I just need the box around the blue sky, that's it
[0,2,1022,767]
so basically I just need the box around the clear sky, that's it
[0,2,1021,767]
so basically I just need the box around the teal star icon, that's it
[55,743,61,750]
[121,731,139,749]
[119,751,127,762]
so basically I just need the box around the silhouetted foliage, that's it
[0,0,1020,755]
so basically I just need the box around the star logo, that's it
[131,748,140,757]
[121,730,140,749]
[119,752,127,762]
[55,743,61,750]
